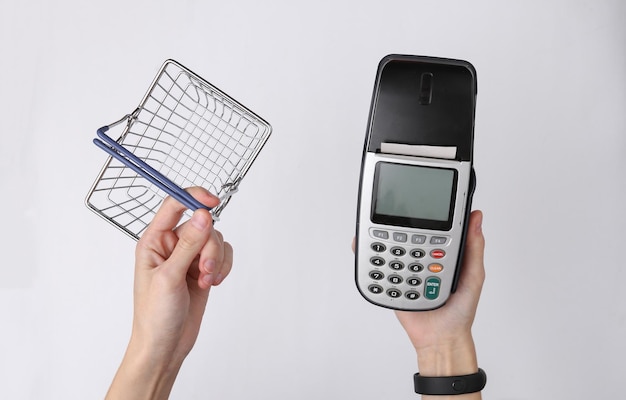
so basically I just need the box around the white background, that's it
[1,1,624,399]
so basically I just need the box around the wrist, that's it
[414,333,482,399]
[415,332,478,377]
[106,339,184,400]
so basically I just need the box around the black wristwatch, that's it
[414,368,486,395]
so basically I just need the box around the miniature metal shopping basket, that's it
[85,60,272,240]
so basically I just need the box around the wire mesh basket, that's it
[86,59,272,240]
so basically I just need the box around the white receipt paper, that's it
[380,142,457,160]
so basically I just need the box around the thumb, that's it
[458,210,486,293]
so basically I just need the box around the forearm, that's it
[416,334,482,400]
[106,339,184,400]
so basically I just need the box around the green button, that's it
[424,277,441,300]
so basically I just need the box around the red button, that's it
[431,249,446,259]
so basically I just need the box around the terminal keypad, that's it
[366,228,449,301]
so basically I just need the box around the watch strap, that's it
[414,368,486,395]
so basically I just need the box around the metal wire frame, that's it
[86,60,271,240]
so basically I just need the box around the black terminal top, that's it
[365,55,477,161]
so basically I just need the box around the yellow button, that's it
[428,263,444,273]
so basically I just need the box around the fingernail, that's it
[202,273,214,286]
[191,211,210,231]
[213,273,223,286]
[203,259,215,274]
[475,212,483,233]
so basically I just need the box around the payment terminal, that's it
[355,54,477,311]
